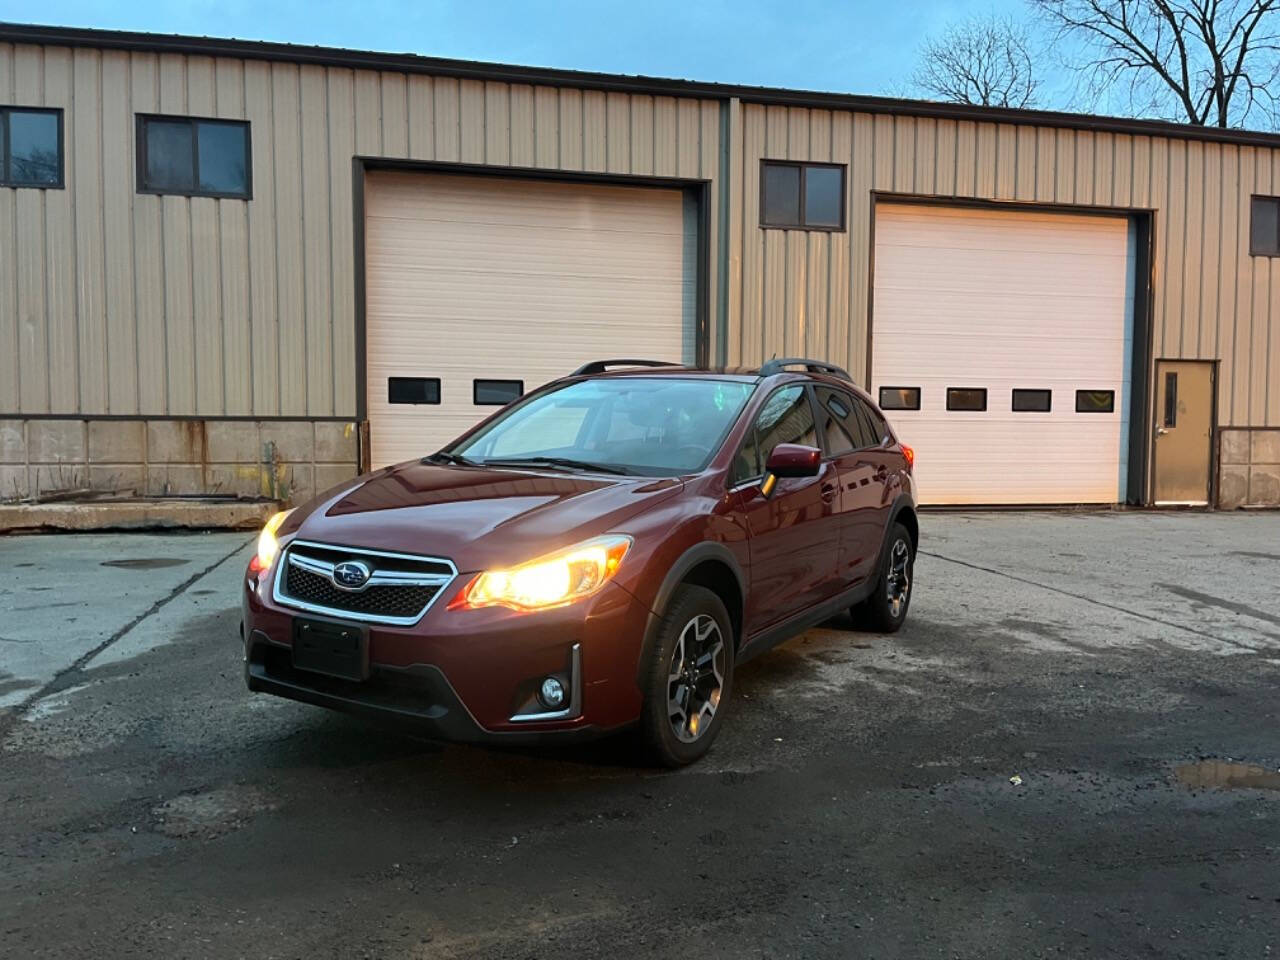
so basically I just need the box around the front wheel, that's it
[638,585,734,767]
[853,522,914,633]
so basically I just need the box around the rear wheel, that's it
[853,522,914,633]
[639,585,734,767]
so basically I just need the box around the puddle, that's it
[100,558,190,569]
[1175,760,1280,791]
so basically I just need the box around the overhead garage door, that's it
[365,171,696,467]
[871,204,1135,505]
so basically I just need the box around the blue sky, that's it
[0,0,1035,98]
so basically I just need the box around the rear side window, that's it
[854,396,889,447]
[732,384,817,484]
[816,387,859,454]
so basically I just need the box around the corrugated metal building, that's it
[1,22,1278,508]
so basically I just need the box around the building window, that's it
[946,387,988,412]
[761,161,845,230]
[474,379,523,405]
[879,387,920,411]
[0,107,62,188]
[388,377,440,405]
[1250,196,1280,256]
[1075,389,1115,413]
[136,115,251,199]
[1012,389,1052,412]
[1163,372,1178,427]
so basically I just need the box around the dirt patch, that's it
[152,785,278,838]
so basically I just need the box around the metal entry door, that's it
[1153,360,1214,505]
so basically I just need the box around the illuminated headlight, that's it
[249,509,293,574]
[454,535,632,611]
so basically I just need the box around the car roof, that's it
[573,365,761,383]
[570,364,872,396]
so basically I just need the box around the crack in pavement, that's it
[0,536,252,740]
[919,549,1266,651]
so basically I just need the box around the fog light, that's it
[538,676,566,709]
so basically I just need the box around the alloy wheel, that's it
[667,614,725,743]
[886,538,911,618]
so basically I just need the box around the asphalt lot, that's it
[2,511,1278,959]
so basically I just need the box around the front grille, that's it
[274,541,455,625]
[284,563,439,618]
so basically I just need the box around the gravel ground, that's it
[1,511,1278,959]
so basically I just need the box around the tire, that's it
[638,585,735,767]
[853,522,915,634]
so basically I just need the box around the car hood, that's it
[284,460,684,571]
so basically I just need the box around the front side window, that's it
[761,161,845,230]
[137,115,251,198]
[452,377,756,477]
[732,385,819,485]
[0,107,62,188]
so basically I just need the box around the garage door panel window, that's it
[761,161,846,230]
[388,377,441,405]
[1,107,62,188]
[946,388,987,412]
[1012,389,1052,412]
[137,115,251,199]
[879,387,921,411]
[474,379,524,406]
[1075,390,1116,413]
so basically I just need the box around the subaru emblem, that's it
[332,560,372,590]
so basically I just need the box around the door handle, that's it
[820,482,837,503]
[1156,427,1169,436]
[874,465,888,481]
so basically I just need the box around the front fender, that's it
[630,538,747,689]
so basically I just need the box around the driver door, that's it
[731,385,841,641]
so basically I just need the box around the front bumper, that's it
[244,631,614,744]
[241,556,652,742]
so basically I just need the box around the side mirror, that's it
[765,443,822,478]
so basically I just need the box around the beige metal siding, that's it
[0,40,720,418]
[727,103,1280,428]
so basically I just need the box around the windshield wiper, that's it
[423,451,482,467]
[481,456,631,476]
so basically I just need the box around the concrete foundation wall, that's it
[0,419,359,506]
[1218,429,1280,507]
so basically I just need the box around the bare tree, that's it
[1030,0,1280,127]
[912,14,1040,108]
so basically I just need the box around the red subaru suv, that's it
[242,359,917,765]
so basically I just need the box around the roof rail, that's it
[758,357,853,381]
[570,358,679,376]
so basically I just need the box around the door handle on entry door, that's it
[820,481,838,504]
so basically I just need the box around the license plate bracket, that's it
[292,617,369,681]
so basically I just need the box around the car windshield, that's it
[447,377,757,476]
